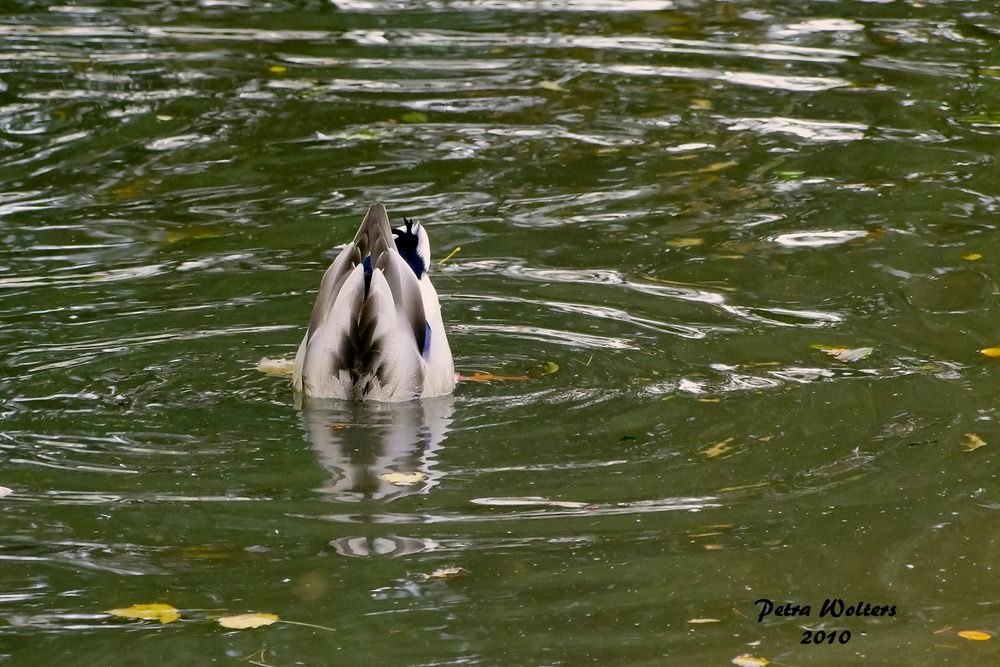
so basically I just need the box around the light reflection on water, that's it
[2,0,1000,663]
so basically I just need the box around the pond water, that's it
[4,0,1000,664]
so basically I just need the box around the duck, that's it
[292,202,455,401]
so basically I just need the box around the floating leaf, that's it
[981,347,1000,358]
[690,98,712,110]
[958,630,991,641]
[0,486,11,498]
[962,433,987,452]
[540,361,559,375]
[423,566,470,580]
[776,170,805,180]
[665,237,703,248]
[380,471,427,486]
[164,227,226,244]
[256,357,295,376]
[536,80,565,92]
[106,604,180,624]
[400,111,429,124]
[812,344,873,362]
[269,65,286,74]
[703,437,734,459]
[698,160,737,174]
[963,253,983,261]
[458,371,530,382]
[732,656,770,667]
[219,613,279,629]
[688,618,721,624]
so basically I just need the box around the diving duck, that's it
[292,203,455,401]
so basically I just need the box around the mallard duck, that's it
[292,203,455,401]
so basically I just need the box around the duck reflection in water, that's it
[297,395,454,557]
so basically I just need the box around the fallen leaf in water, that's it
[437,246,461,266]
[732,656,770,667]
[381,472,427,486]
[540,361,559,375]
[0,486,11,498]
[963,253,983,261]
[537,80,565,91]
[690,98,712,110]
[980,347,1000,358]
[422,566,470,580]
[106,604,180,624]
[458,372,530,382]
[962,433,987,452]
[257,357,295,376]
[776,170,804,180]
[164,227,226,244]
[400,111,428,124]
[812,344,873,362]
[688,618,721,624]
[219,613,279,629]
[958,630,991,641]
[269,65,286,74]
[699,160,737,174]
[665,237,703,248]
[703,437,735,459]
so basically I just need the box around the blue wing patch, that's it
[422,322,432,358]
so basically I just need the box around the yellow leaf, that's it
[269,65,286,74]
[980,347,1000,358]
[691,98,712,110]
[424,566,470,580]
[688,618,721,624]
[540,361,559,375]
[106,604,180,624]
[256,357,295,376]
[732,656,770,667]
[380,471,427,486]
[698,160,737,174]
[703,437,734,458]
[665,237,703,248]
[219,613,279,629]
[963,253,983,261]
[962,433,987,452]
[958,630,991,641]
[537,80,565,92]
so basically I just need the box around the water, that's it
[3,0,1000,664]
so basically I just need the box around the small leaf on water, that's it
[164,227,226,244]
[106,604,180,624]
[688,618,721,624]
[0,486,11,498]
[698,160,737,174]
[732,656,770,667]
[981,347,1000,358]
[256,357,295,376]
[690,98,712,110]
[536,80,565,92]
[458,371,530,382]
[400,111,429,124]
[776,170,805,180]
[269,65,286,74]
[665,237,703,248]
[703,437,734,459]
[540,361,559,375]
[381,471,427,486]
[963,253,983,261]
[962,433,987,452]
[958,630,991,641]
[219,613,279,629]
[813,345,873,362]
[423,566,470,580]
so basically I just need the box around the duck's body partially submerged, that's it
[292,203,455,401]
